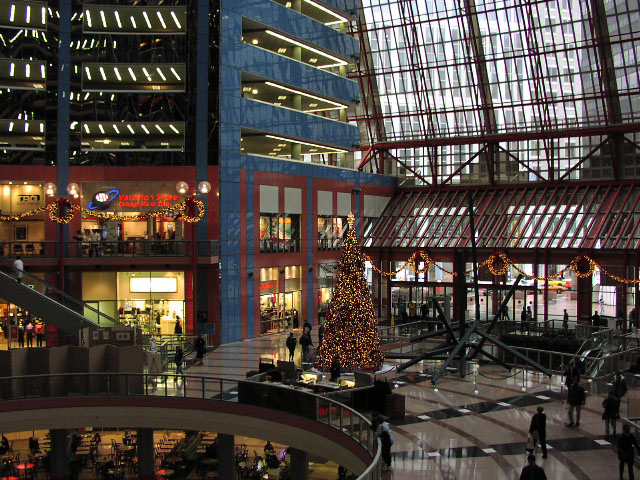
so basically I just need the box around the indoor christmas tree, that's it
[316,212,385,372]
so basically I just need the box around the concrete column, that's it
[290,447,309,479]
[137,428,155,480]
[217,433,235,479]
[50,429,70,480]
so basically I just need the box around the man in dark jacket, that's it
[613,371,628,399]
[285,332,297,362]
[528,406,547,458]
[602,390,620,437]
[519,454,547,480]
[567,377,586,427]
[299,332,312,363]
[619,423,640,480]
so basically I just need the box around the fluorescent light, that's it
[114,67,122,81]
[141,124,150,134]
[170,67,181,81]
[113,124,120,134]
[156,67,166,81]
[142,11,152,29]
[130,16,137,29]
[24,122,29,132]
[169,124,179,134]
[127,124,135,134]
[99,66,106,81]
[25,63,30,78]
[142,67,152,81]
[99,124,105,134]
[128,67,137,81]
[264,81,348,108]
[84,124,90,134]
[157,12,167,29]
[155,124,165,134]
[26,6,31,24]
[278,48,287,54]
[41,6,46,25]
[39,123,44,133]
[70,121,77,129]
[84,92,90,100]
[170,11,182,29]
[9,5,15,22]
[114,11,122,28]
[8,122,13,132]
[251,39,259,45]
[9,63,14,77]
[265,30,348,66]
[99,10,107,28]
[84,66,92,81]
[40,64,45,78]
[265,134,348,153]
[303,0,349,23]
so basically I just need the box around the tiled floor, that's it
[190,330,635,480]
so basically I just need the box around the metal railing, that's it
[259,239,301,254]
[0,240,220,259]
[0,258,123,328]
[0,372,381,479]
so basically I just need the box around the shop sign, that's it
[83,182,182,212]
[118,193,180,209]
[259,283,276,291]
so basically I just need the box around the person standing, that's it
[519,454,547,480]
[528,406,547,458]
[602,390,620,438]
[35,322,44,347]
[618,423,640,480]
[17,323,25,348]
[25,321,34,348]
[613,371,628,400]
[592,311,601,328]
[317,322,324,352]
[373,415,394,471]
[303,319,312,335]
[174,316,182,335]
[521,306,527,333]
[194,334,206,366]
[600,294,605,315]
[330,356,341,382]
[566,377,586,427]
[286,332,297,362]
[13,256,23,283]
[564,359,580,388]
[563,309,569,330]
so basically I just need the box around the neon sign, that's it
[88,189,120,210]
[259,283,275,290]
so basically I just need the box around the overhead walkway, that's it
[0,259,122,334]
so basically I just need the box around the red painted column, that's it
[137,428,155,480]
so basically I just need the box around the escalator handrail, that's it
[0,257,124,327]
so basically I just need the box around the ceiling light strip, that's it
[302,0,348,23]
[265,134,348,153]
[264,81,347,108]
[264,30,348,66]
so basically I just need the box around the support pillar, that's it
[50,429,70,480]
[290,447,309,480]
[577,275,593,324]
[137,428,155,480]
[217,433,235,479]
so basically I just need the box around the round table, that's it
[15,463,34,472]
[165,456,183,465]
[156,468,174,478]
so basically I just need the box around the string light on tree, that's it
[316,212,384,372]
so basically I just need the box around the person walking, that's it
[174,346,184,377]
[599,294,605,315]
[13,256,23,284]
[602,390,620,438]
[563,309,569,330]
[519,454,547,480]
[527,406,547,458]
[299,331,312,363]
[372,415,394,471]
[618,423,640,480]
[613,371,628,400]
[285,332,297,362]
[564,359,580,388]
[566,377,586,427]
[194,334,206,366]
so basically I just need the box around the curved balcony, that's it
[0,372,382,479]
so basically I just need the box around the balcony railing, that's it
[0,240,220,259]
[0,372,382,479]
[259,238,301,254]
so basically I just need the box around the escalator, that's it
[0,259,123,334]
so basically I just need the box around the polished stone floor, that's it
[188,329,635,480]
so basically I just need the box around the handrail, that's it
[0,372,381,479]
[0,257,124,328]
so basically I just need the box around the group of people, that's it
[285,320,324,364]
[16,319,46,348]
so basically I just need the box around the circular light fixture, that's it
[44,182,57,197]
[197,181,211,194]
[175,181,189,195]
[67,183,79,196]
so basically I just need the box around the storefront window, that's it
[0,183,46,256]
[258,266,302,335]
[259,214,300,253]
[318,263,336,322]
[317,216,348,251]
